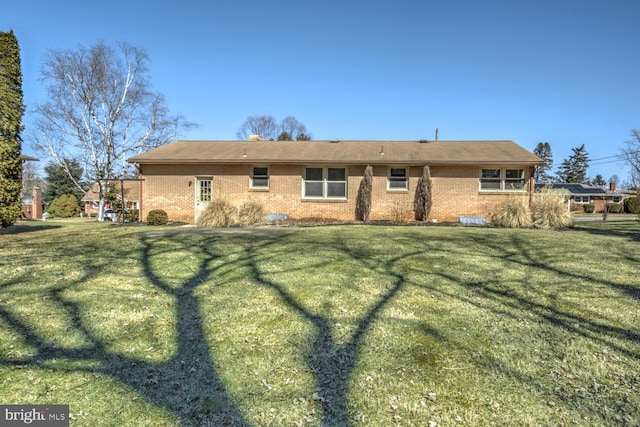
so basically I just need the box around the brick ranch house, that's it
[127,139,544,224]
[534,182,628,213]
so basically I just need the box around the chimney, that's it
[609,181,616,192]
[32,186,43,219]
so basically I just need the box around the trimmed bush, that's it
[414,165,432,222]
[583,204,595,213]
[532,188,573,229]
[125,209,139,222]
[608,203,621,214]
[623,197,640,214]
[492,195,532,228]
[146,209,168,225]
[355,165,373,222]
[47,194,81,218]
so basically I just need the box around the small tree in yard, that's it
[355,165,373,222]
[414,165,432,222]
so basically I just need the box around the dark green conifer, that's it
[0,30,25,227]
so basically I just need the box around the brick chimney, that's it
[32,186,43,219]
[609,182,616,192]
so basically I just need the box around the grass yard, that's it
[0,219,639,426]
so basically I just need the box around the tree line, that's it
[534,142,623,187]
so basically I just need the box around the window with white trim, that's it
[480,168,526,191]
[250,166,269,189]
[573,196,590,204]
[388,167,408,190]
[303,167,346,199]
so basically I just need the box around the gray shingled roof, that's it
[128,140,543,166]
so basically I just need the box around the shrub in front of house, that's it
[583,204,595,213]
[608,203,622,214]
[623,197,640,214]
[125,209,139,222]
[389,202,413,223]
[47,194,81,218]
[146,209,168,225]
[532,188,573,229]
[491,195,532,228]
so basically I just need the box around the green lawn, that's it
[1,219,639,426]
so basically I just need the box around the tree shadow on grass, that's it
[0,233,249,426]
[0,226,408,426]
[245,233,418,426]
[0,223,61,234]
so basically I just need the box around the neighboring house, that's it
[22,187,43,220]
[534,182,627,213]
[81,180,141,216]
[20,154,43,219]
[127,139,543,224]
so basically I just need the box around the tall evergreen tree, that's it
[0,31,25,227]
[533,142,553,183]
[556,144,590,183]
[43,159,85,204]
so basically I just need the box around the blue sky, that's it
[5,0,640,182]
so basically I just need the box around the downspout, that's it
[529,167,536,207]
[134,163,143,222]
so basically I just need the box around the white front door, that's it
[194,177,213,221]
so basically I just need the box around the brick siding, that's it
[138,163,530,223]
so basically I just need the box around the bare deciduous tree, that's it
[278,116,311,141]
[32,40,195,220]
[236,115,311,141]
[235,115,278,140]
[622,129,640,187]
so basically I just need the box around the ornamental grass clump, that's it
[532,187,573,229]
[196,199,265,227]
[236,200,265,225]
[196,199,237,227]
[491,195,533,228]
